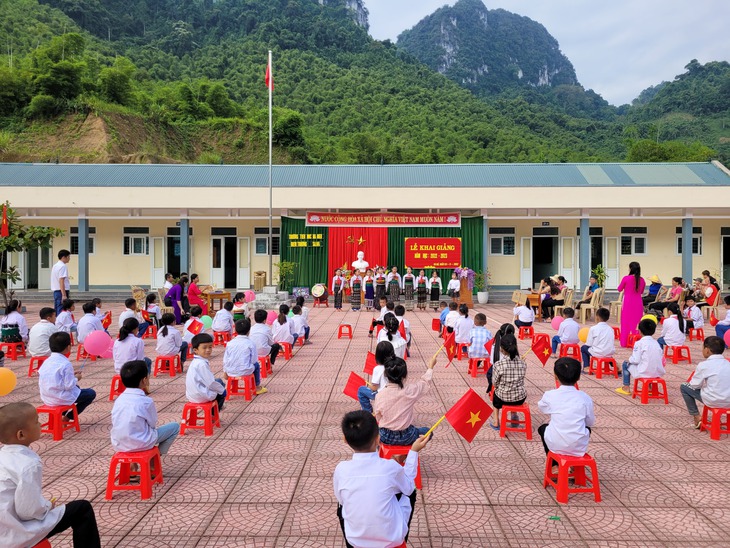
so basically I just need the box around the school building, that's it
[2,161,730,292]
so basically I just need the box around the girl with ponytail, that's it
[377,313,407,358]
[487,323,516,399]
[156,312,188,370]
[489,333,527,430]
[658,302,686,349]
[113,318,151,374]
[271,304,297,346]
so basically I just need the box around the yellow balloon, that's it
[578,327,590,343]
[0,367,17,396]
[641,314,659,324]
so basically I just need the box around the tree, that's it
[0,203,65,306]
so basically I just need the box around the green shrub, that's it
[25,95,58,119]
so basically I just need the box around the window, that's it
[489,227,515,256]
[676,226,702,255]
[69,227,96,255]
[123,227,149,256]
[255,227,280,255]
[620,227,647,255]
[211,227,237,236]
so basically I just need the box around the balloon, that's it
[200,315,213,330]
[724,331,730,348]
[244,290,256,303]
[640,314,658,324]
[551,316,564,330]
[287,310,294,318]
[100,339,114,360]
[0,368,17,396]
[266,310,278,325]
[84,330,112,356]
[578,327,590,343]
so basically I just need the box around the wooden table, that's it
[204,291,231,316]
[527,293,543,320]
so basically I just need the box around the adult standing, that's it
[617,261,645,347]
[51,249,71,316]
[166,276,187,324]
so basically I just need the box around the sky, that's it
[364,0,730,105]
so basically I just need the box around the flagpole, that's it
[424,415,446,438]
[267,49,273,288]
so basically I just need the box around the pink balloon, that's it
[724,330,730,348]
[84,330,112,355]
[100,343,114,360]
[266,310,277,325]
[244,290,256,303]
[551,316,564,331]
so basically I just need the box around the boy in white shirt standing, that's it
[211,301,235,335]
[334,410,430,548]
[681,336,730,428]
[222,319,268,395]
[615,318,665,395]
[551,307,580,355]
[580,307,615,374]
[185,333,226,411]
[28,307,58,357]
[111,360,179,455]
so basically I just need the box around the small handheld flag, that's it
[187,319,203,336]
[0,205,8,238]
[343,371,366,400]
[101,311,112,330]
[710,312,719,327]
[444,388,492,443]
[444,331,457,363]
[531,336,552,366]
[141,309,151,322]
[484,337,495,354]
[364,351,377,376]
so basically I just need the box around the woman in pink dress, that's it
[187,273,209,316]
[617,261,645,347]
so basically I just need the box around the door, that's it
[237,237,251,289]
[520,237,532,289]
[560,237,575,288]
[151,237,165,288]
[37,247,52,290]
[211,237,225,288]
[723,235,730,290]
[7,251,25,289]
[604,237,620,289]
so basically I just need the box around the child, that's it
[183,305,204,345]
[357,341,396,413]
[657,302,685,349]
[377,314,407,359]
[513,298,535,328]
[444,301,460,333]
[414,269,428,311]
[368,297,390,337]
[56,299,77,335]
[334,410,430,548]
[683,294,704,332]
[185,333,226,411]
[538,358,595,457]
[295,296,310,342]
[394,304,412,346]
[387,266,402,302]
[211,301,235,334]
[363,268,375,311]
[28,307,58,357]
[438,300,449,330]
[454,304,474,350]
[374,267,387,309]
[156,312,188,370]
[429,271,442,311]
[487,323,514,395]
[119,298,150,339]
[76,302,103,344]
[38,332,97,419]
[250,309,281,365]
[0,402,101,547]
[402,266,416,311]
[681,336,730,428]
[1,299,28,344]
[111,360,179,455]
[222,319,268,395]
[232,292,247,321]
[350,271,362,311]
[145,293,161,327]
[551,307,580,355]
[332,268,346,310]
[489,334,527,430]
[92,297,104,319]
[290,305,310,345]
[580,307,615,373]
[468,313,492,363]
[113,318,152,375]
[446,272,460,302]
[271,304,297,346]
[615,318,664,395]
[373,355,437,445]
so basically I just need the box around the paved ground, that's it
[3,299,730,547]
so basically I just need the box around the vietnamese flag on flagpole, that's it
[363,351,377,376]
[265,60,273,91]
[187,319,204,336]
[444,388,492,443]
[531,336,552,367]
[343,371,366,400]
[101,311,112,330]
[0,205,8,238]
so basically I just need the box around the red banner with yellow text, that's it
[306,211,461,227]
[404,237,462,269]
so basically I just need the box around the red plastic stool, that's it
[0,341,26,361]
[700,406,730,440]
[32,540,52,548]
[142,325,158,340]
[105,447,163,500]
[499,403,532,439]
[37,404,80,441]
[75,344,96,362]
[559,343,580,359]
[688,327,705,341]
[627,332,642,348]
[226,374,256,401]
[296,336,305,346]
[69,332,75,346]
[467,357,489,378]
[543,451,601,504]
[379,444,422,489]
[259,355,273,378]
[589,356,618,379]
[28,355,48,377]
[109,375,125,400]
[612,326,621,340]
[431,318,441,332]
[180,401,220,436]
[153,355,182,377]
[633,377,668,404]
[187,346,195,360]
[213,331,231,346]
[456,343,471,361]
[338,324,353,339]
[533,333,550,348]
[279,342,293,360]
[664,345,691,365]
[518,326,534,340]
[376,324,384,337]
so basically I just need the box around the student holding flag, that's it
[183,306,205,345]
[118,298,150,339]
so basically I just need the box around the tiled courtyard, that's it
[3,299,730,547]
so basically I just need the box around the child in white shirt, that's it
[290,305,310,345]
[76,302,103,344]
[715,295,730,348]
[446,272,461,302]
[145,293,162,326]
[295,296,310,342]
[56,299,77,334]
[1,299,28,343]
[454,304,474,346]
[357,341,395,414]
[271,304,297,346]
[580,307,615,372]
[394,304,412,345]
[513,298,535,328]
[369,297,391,337]
[113,318,151,375]
[185,333,226,411]
[682,295,704,332]
[377,314,407,359]
[28,308,58,357]
[182,305,205,344]
[551,307,580,355]
[222,319,268,394]
[616,318,665,395]
[657,303,686,349]
[211,302,235,334]
[156,313,188,369]
[681,336,730,428]
[444,301,460,333]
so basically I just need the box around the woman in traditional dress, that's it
[374,267,387,309]
[416,269,429,311]
[187,273,209,316]
[363,268,375,310]
[350,271,363,311]
[165,276,187,324]
[617,261,646,347]
[429,270,442,311]
[331,269,346,311]
[402,267,416,311]
[387,267,402,302]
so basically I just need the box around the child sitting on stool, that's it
[681,336,730,428]
[185,333,226,412]
[615,318,664,396]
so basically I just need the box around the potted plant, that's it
[593,264,607,288]
[273,260,297,293]
[474,269,491,304]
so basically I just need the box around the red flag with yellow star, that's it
[444,388,492,443]
[101,311,112,330]
[186,319,203,335]
[140,309,151,322]
[532,335,552,366]
[444,331,457,363]
[0,205,8,238]
[363,351,377,375]
[710,311,719,327]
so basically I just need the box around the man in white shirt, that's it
[50,249,71,316]
[162,273,174,293]
[222,319,268,395]
[118,298,150,338]
[580,308,615,372]
[615,318,665,395]
[551,307,580,355]
[28,308,59,357]
[249,309,281,363]
[681,336,730,428]
[334,410,430,548]
[76,302,103,344]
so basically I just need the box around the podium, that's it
[458,279,473,307]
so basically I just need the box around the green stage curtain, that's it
[280,217,329,292]
[387,217,483,290]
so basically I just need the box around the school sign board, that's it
[404,238,462,269]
